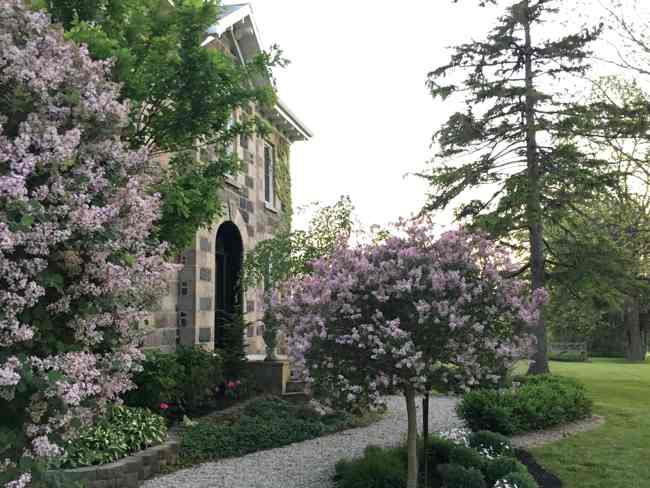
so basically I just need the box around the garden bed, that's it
[177,396,383,468]
[49,437,179,488]
[335,429,543,488]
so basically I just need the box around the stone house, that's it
[144,3,312,357]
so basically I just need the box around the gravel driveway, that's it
[144,395,463,488]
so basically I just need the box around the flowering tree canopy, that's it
[0,1,172,480]
[267,222,546,488]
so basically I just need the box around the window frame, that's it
[264,141,276,209]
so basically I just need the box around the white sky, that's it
[238,0,502,231]
[238,0,643,231]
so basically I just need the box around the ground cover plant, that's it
[529,359,650,488]
[178,397,362,466]
[61,406,167,468]
[334,429,538,488]
[457,375,593,435]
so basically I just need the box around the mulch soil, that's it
[516,449,563,488]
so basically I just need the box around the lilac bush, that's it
[268,221,546,488]
[0,2,173,482]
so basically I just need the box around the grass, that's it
[527,358,650,488]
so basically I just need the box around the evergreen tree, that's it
[424,0,625,373]
[219,308,248,381]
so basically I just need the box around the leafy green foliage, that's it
[217,310,248,381]
[437,463,487,488]
[335,431,537,488]
[124,347,223,416]
[245,196,354,359]
[501,471,539,488]
[421,435,455,468]
[244,196,354,290]
[483,457,528,486]
[422,0,644,374]
[62,406,167,468]
[156,152,237,254]
[448,445,486,472]
[179,397,354,465]
[457,375,593,435]
[334,446,408,488]
[468,430,513,457]
[37,0,284,255]
[548,351,589,362]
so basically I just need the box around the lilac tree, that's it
[0,2,172,483]
[268,222,546,488]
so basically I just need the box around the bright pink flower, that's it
[159,403,169,410]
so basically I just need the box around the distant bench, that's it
[548,342,588,362]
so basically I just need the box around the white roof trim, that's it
[275,100,313,140]
[206,3,312,141]
[200,35,215,48]
[207,4,264,53]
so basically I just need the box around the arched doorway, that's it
[215,221,243,349]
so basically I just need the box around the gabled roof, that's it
[207,3,313,142]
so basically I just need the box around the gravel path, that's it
[144,395,463,488]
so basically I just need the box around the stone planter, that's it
[48,436,179,488]
[248,359,290,396]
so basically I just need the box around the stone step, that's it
[285,380,309,393]
[282,391,310,403]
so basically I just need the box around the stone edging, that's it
[48,436,179,488]
[510,415,605,449]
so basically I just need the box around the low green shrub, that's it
[548,351,588,362]
[483,456,528,485]
[458,375,593,435]
[498,470,538,488]
[62,406,167,468]
[448,445,486,472]
[468,430,513,457]
[335,431,538,488]
[124,347,223,417]
[334,446,407,488]
[438,463,487,488]
[180,397,354,465]
[421,435,455,467]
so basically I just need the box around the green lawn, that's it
[529,358,650,488]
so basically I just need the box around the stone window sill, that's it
[225,177,242,189]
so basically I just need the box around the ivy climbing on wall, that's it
[275,138,292,227]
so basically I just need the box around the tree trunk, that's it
[422,394,429,488]
[522,0,550,375]
[405,390,419,488]
[625,297,646,361]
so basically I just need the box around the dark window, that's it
[179,281,189,296]
[264,142,275,205]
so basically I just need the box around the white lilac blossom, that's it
[438,428,472,447]
[495,480,521,488]
[0,2,174,484]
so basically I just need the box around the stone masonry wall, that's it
[49,437,179,488]
[146,104,289,355]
